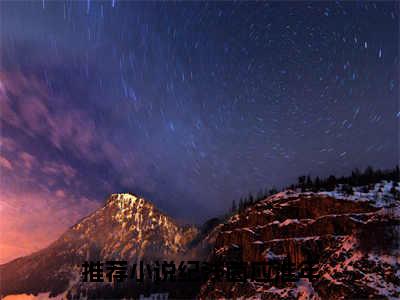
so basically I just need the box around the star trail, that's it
[0,1,398,263]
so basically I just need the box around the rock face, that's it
[0,193,198,298]
[199,190,400,299]
[1,185,399,299]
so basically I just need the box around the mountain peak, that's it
[105,192,152,208]
[1,182,399,299]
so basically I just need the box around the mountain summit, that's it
[1,183,399,299]
[0,193,198,297]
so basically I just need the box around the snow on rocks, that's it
[279,219,300,227]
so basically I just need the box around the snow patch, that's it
[279,219,300,227]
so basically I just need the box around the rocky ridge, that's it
[199,185,400,299]
[1,182,399,299]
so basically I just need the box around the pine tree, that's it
[314,176,321,192]
[298,175,306,189]
[326,175,336,191]
[256,189,264,202]
[364,166,375,183]
[269,187,278,195]
[351,168,361,186]
[342,184,354,195]
[248,193,254,205]
[239,198,244,212]
[231,200,237,213]
[306,175,312,189]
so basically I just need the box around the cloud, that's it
[55,189,66,198]
[0,71,99,161]
[0,155,13,170]
[41,161,77,180]
[0,71,138,174]
[0,71,152,264]
[0,136,17,152]
[19,152,36,170]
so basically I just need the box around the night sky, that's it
[0,1,398,263]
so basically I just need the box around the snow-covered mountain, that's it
[1,182,399,299]
[199,181,400,299]
[0,193,198,298]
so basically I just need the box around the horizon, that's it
[0,1,398,265]
[0,164,398,265]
